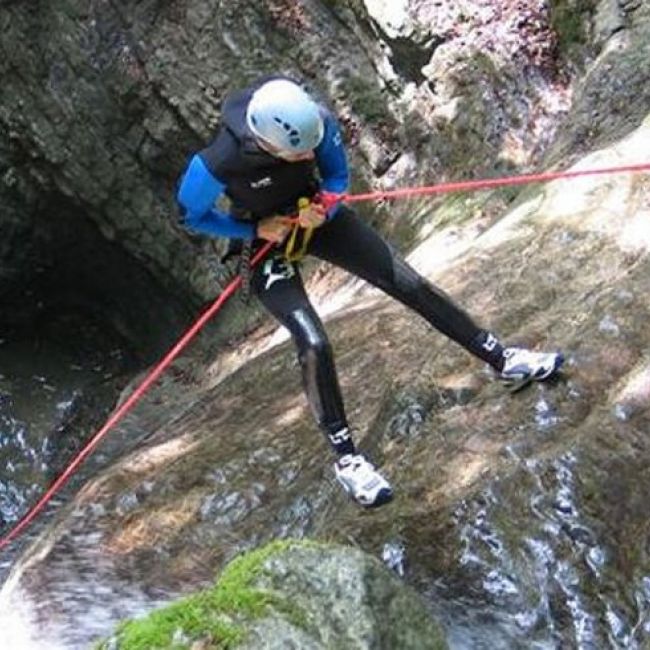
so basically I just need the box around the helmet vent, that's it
[273,116,301,147]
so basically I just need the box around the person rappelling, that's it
[176,75,564,508]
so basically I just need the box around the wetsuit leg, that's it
[308,206,504,367]
[251,252,355,455]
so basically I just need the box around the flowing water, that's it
[423,448,650,649]
[0,308,142,648]
[2,314,649,649]
[0,309,135,533]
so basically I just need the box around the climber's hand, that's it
[257,216,292,243]
[297,198,326,228]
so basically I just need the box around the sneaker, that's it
[334,454,393,508]
[500,347,564,390]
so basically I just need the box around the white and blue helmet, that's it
[246,79,324,154]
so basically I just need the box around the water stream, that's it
[1,306,648,649]
[0,309,135,530]
[427,448,650,649]
[0,307,142,648]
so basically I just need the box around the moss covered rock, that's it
[100,539,446,650]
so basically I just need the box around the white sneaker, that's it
[500,347,564,389]
[334,454,393,508]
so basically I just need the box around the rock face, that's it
[0,0,390,307]
[3,1,650,649]
[0,0,577,320]
[548,0,650,162]
[101,541,447,650]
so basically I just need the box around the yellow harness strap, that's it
[284,198,314,262]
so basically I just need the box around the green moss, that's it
[549,0,594,56]
[97,539,312,650]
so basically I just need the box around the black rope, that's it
[239,239,253,304]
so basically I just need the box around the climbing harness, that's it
[284,198,315,262]
[284,223,314,262]
[2,160,650,551]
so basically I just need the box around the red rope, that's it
[336,162,650,205]
[2,160,649,552]
[0,243,274,551]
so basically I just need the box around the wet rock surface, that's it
[1,1,650,649]
[4,116,650,648]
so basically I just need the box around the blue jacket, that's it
[177,79,349,240]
